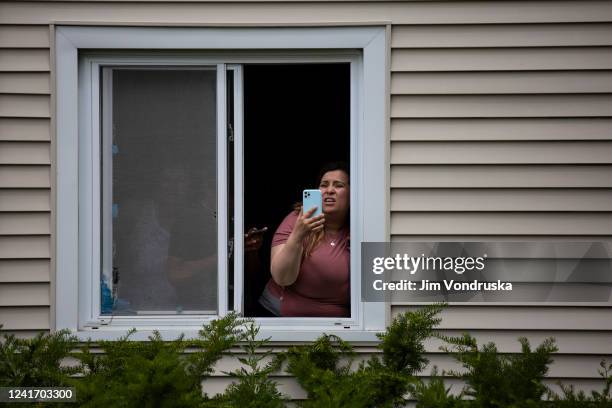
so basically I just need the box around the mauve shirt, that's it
[264,211,350,317]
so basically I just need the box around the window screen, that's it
[101,68,218,315]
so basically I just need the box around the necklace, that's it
[326,231,341,247]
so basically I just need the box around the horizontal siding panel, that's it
[0,49,49,72]
[3,2,612,24]
[391,71,612,95]
[0,95,50,118]
[391,306,612,330]
[0,283,49,306]
[0,142,50,164]
[0,259,49,282]
[0,236,50,258]
[392,23,612,48]
[0,26,49,48]
[391,48,612,72]
[391,165,612,188]
[0,72,50,94]
[0,118,50,141]
[392,235,612,242]
[0,166,50,188]
[391,95,612,118]
[391,141,612,164]
[390,212,612,235]
[391,189,612,212]
[0,306,49,330]
[0,212,50,235]
[0,189,50,211]
[391,118,612,141]
[426,354,606,379]
[430,330,612,355]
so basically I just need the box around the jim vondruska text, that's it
[373,279,513,292]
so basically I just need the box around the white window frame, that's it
[56,26,387,341]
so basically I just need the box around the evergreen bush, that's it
[0,328,78,388]
[204,320,286,407]
[284,303,445,407]
[2,307,612,407]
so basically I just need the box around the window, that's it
[56,26,386,340]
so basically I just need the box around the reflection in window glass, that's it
[101,68,218,315]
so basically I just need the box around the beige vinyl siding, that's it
[0,95,51,118]
[0,25,49,48]
[2,2,612,25]
[0,49,50,71]
[391,189,612,212]
[0,0,610,398]
[391,141,612,164]
[386,4,612,398]
[391,48,612,71]
[390,118,612,141]
[388,11,612,397]
[0,119,50,141]
[0,189,50,211]
[0,283,49,306]
[0,260,50,282]
[0,307,50,330]
[0,73,50,94]
[391,165,612,188]
[0,166,50,188]
[390,24,612,48]
[0,23,51,334]
[0,236,50,259]
[392,72,612,95]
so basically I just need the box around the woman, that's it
[259,162,350,317]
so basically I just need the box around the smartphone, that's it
[303,189,322,217]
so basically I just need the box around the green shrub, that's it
[73,312,247,407]
[440,334,557,408]
[412,367,463,408]
[0,328,78,388]
[2,307,612,407]
[284,303,445,407]
[547,360,612,407]
[204,320,286,408]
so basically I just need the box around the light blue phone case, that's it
[303,189,322,217]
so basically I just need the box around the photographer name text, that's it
[373,279,512,292]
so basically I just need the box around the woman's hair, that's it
[316,161,349,186]
[298,161,350,258]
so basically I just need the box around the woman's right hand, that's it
[292,207,325,241]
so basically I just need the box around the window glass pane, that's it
[102,68,218,315]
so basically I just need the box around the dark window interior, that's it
[242,63,350,316]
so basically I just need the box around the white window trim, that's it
[56,26,387,341]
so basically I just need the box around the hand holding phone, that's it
[302,189,322,218]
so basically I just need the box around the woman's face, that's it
[319,170,350,217]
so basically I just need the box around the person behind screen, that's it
[259,162,350,317]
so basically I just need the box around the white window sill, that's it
[68,327,383,343]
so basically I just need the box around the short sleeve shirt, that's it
[265,211,350,317]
